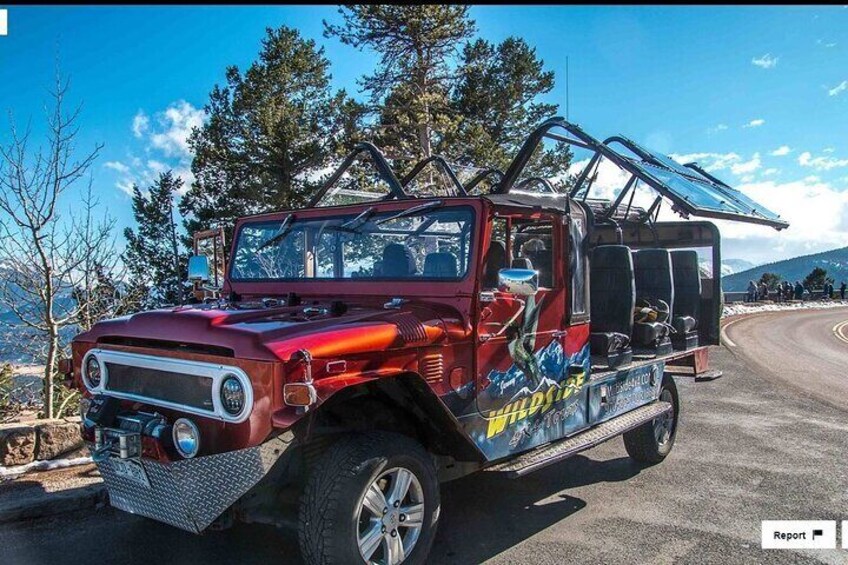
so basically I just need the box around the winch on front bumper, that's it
[90,430,295,534]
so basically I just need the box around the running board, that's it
[485,401,673,478]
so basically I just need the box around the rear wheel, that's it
[623,374,679,464]
[298,432,439,565]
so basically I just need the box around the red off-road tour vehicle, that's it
[66,119,787,564]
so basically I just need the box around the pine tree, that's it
[180,26,365,243]
[325,6,475,167]
[123,172,187,308]
[447,37,571,179]
[803,267,829,289]
[326,10,569,182]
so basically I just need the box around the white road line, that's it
[720,316,743,348]
[832,320,848,345]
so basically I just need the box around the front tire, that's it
[298,432,440,565]
[623,374,679,464]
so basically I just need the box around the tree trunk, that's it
[168,198,182,305]
[418,120,431,159]
[43,331,58,419]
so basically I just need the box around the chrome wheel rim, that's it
[356,466,424,565]
[653,389,675,446]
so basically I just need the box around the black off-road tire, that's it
[298,432,440,565]
[623,374,680,464]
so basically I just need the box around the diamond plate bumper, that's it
[93,432,295,533]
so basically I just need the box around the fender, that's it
[272,371,486,463]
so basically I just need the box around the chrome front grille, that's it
[84,348,254,423]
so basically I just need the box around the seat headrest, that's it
[423,252,458,278]
[591,245,633,268]
[483,240,507,288]
[381,243,417,277]
[633,248,672,271]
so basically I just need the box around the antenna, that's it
[565,56,569,121]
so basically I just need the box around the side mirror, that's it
[497,268,538,296]
[187,255,210,283]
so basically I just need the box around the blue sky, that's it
[1,5,847,266]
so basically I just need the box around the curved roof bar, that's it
[463,168,504,194]
[515,176,559,194]
[497,117,600,195]
[400,155,467,196]
[308,142,407,208]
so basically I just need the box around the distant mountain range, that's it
[722,246,848,291]
[719,259,756,277]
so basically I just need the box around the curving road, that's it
[2,308,848,564]
[723,306,848,409]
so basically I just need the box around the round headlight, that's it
[84,355,102,389]
[220,375,245,415]
[172,418,200,459]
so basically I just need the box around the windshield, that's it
[230,205,475,281]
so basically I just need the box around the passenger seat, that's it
[379,243,417,277]
[670,250,701,350]
[423,252,458,278]
[589,245,634,368]
[482,240,508,289]
[632,249,674,355]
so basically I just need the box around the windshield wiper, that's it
[257,214,296,252]
[375,200,443,226]
[340,206,376,231]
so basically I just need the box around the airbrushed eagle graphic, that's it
[505,293,545,389]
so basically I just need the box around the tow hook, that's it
[91,438,115,463]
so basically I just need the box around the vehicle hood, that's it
[74,301,461,361]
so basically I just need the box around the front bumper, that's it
[92,432,295,534]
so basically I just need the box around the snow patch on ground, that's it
[0,456,92,481]
[723,300,848,318]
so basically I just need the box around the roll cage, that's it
[307,117,788,234]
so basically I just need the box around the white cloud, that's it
[104,161,130,174]
[743,118,766,128]
[713,175,848,265]
[138,101,206,158]
[798,151,848,171]
[109,101,205,196]
[762,168,779,176]
[751,54,779,69]
[730,153,761,175]
[770,145,791,156]
[817,39,837,48]
[670,152,741,172]
[568,158,632,201]
[707,124,728,135]
[828,80,848,96]
[132,112,149,138]
[671,151,760,176]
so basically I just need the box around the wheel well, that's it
[304,373,484,463]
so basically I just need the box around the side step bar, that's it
[485,401,673,478]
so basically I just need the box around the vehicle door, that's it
[471,212,580,459]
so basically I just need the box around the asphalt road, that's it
[2,307,848,564]
[722,307,848,411]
